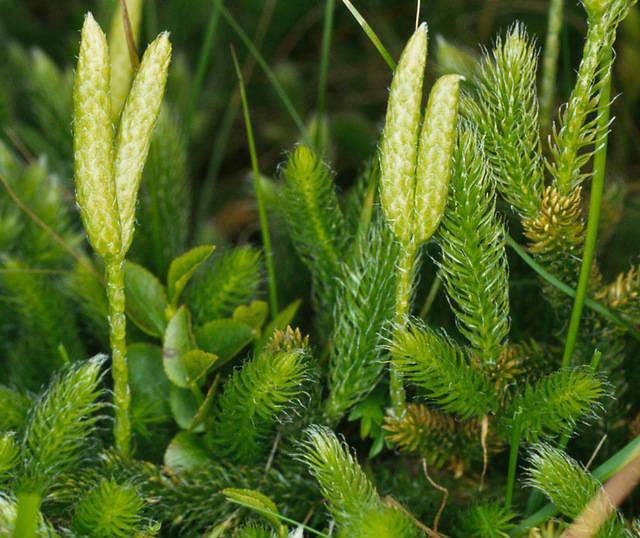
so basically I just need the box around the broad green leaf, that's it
[167,245,215,305]
[256,299,301,351]
[233,300,268,333]
[128,343,171,418]
[169,385,204,431]
[182,349,218,386]
[164,431,210,472]
[125,260,168,337]
[163,306,195,387]
[195,319,254,367]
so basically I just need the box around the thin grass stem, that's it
[540,0,564,128]
[183,0,222,142]
[341,0,396,70]
[231,47,279,318]
[219,3,310,142]
[193,0,277,235]
[317,0,335,117]
[506,235,640,341]
[419,270,442,320]
[505,415,522,510]
[561,57,613,368]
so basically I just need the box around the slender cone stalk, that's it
[105,258,131,458]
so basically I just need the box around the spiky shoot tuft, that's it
[211,343,312,465]
[72,479,149,538]
[21,356,106,492]
[299,426,420,538]
[465,24,544,220]
[439,127,510,366]
[390,322,497,418]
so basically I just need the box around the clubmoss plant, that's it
[379,23,461,415]
[73,12,171,457]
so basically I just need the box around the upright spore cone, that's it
[379,23,427,244]
[73,13,120,259]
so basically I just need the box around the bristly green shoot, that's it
[211,339,312,465]
[280,145,346,333]
[299,426,420,538]
[464,24,544,220]
[501,367,607,442]
[438,126,509,367]
[390,322,497,418]
[19,356,106,495]
[232,46,279,318]
[325,219,397,422]
[548,0,635,195]
[72,479,150,538]
[526,444,627,536]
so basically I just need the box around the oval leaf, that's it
[167,245,215,305]
[163,306,195,387]
[182,349,218,386]
[164,431,210,472]
[195,319,254,367]
[233,300,268,333]
[169,385,204,431]
[125,260,168,337]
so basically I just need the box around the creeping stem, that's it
[105,257,131,458]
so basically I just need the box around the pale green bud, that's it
[73,13,122,258]
[109,0,144,122]
[114,32,172,255]
[414,74,462,242]
[379,23,428,244]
